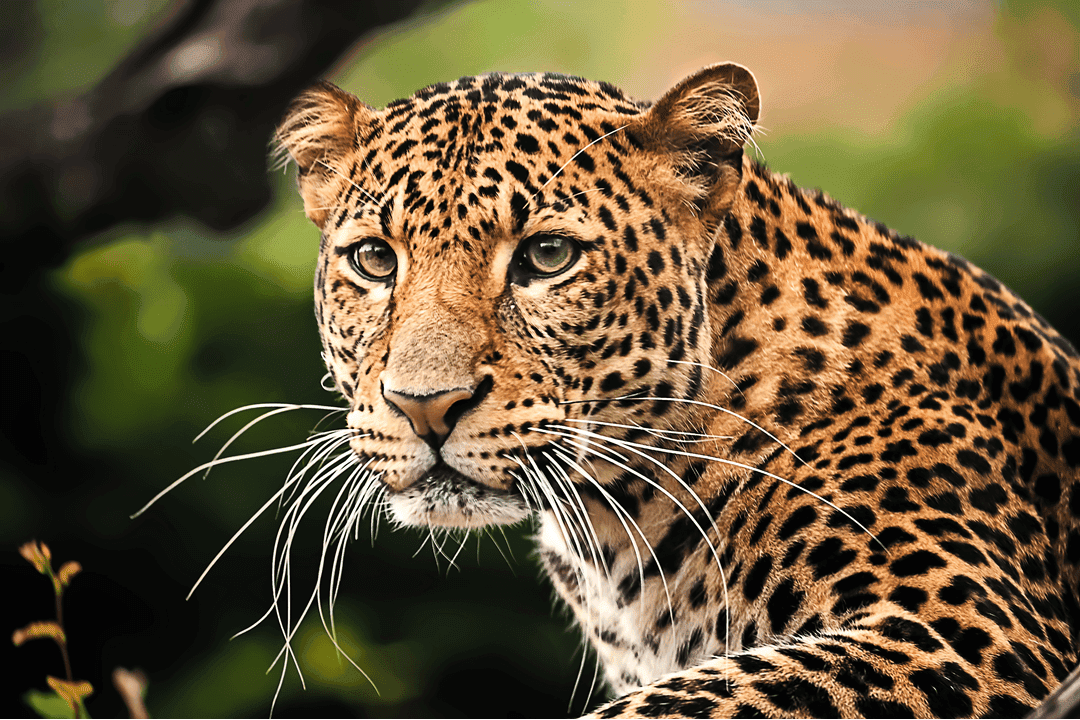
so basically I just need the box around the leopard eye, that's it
[521,234,578,277]
[349,239,397,281]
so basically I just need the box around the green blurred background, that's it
[1,0,1078,716]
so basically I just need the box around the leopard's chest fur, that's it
[538,507,727,694]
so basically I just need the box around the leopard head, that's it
[274,65,759,529]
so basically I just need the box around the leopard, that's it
[270,63,1080,717]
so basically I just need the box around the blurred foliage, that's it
[2,0,1078,717]
[1,0,173,112]
[24,689,77,720]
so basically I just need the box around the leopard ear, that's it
[274,81,376,229]
[633,63,759,224]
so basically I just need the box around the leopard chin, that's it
[385,462,531,529]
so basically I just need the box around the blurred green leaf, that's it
[23,689,75,720]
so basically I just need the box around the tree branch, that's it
[0,0,429,268]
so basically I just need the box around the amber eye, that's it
[349,239,397,280]
[521,235,578,277]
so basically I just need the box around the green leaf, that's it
[23,689,75,719]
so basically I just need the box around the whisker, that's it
[132,438,345,519]
[264,466,351,687]
[568,633,590,716]
[432,528,457,570]
[565,394,808,469]
[543,451,610,579]
[506,453,590,574]
[270,660,288,718]
[195,402,346,443]
[546,444,681,712]
[279,428,361,510]
[487,526,517,572]
[324,463,377,631]
[548,442,676,619]
[329,476,380,628]
[550,424,883,551]
[544,426,733,621]
[315,157,382,207]
[667,359,746,399]
[585,643,604,717]
[266,439,358,604]
[555,388,650,408]
[271,446,357,602]
[511,433,607,578]
[228,440,360,641]
[187,469,322,601]
[312,406,351,434]
[448,530,471,569]
[369,485,388,544]
[549,435,731,654]
[528,124,629,208]
[314,463,379,693]
[508,447,607,715]
[412,529,433,560]
[570,417,734,446]
[265,449,359,683]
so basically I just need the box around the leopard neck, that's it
[699,154,913,456]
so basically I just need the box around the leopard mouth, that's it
[384,461,532,529]
[422,460,479,487]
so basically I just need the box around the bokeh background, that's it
[2,0,1078,716]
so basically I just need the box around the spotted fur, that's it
[275,64,1080,717]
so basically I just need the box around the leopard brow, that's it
[525,124,630,211]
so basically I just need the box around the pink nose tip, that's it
[382,387,475,448]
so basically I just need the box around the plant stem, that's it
[54,580,74,683]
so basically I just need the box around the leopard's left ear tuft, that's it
[633,63,760,224]
[273,81,376,229]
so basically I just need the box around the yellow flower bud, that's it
[46,676,94,716]
[57,561,82,587]
[18,541,52,574]
[11,621,66,647]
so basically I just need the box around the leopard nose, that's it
[382,386,476,449]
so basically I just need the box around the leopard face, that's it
[276,65,1080,718]
[278,68,754,530]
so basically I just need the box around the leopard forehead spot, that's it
[275,65,1080,717]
